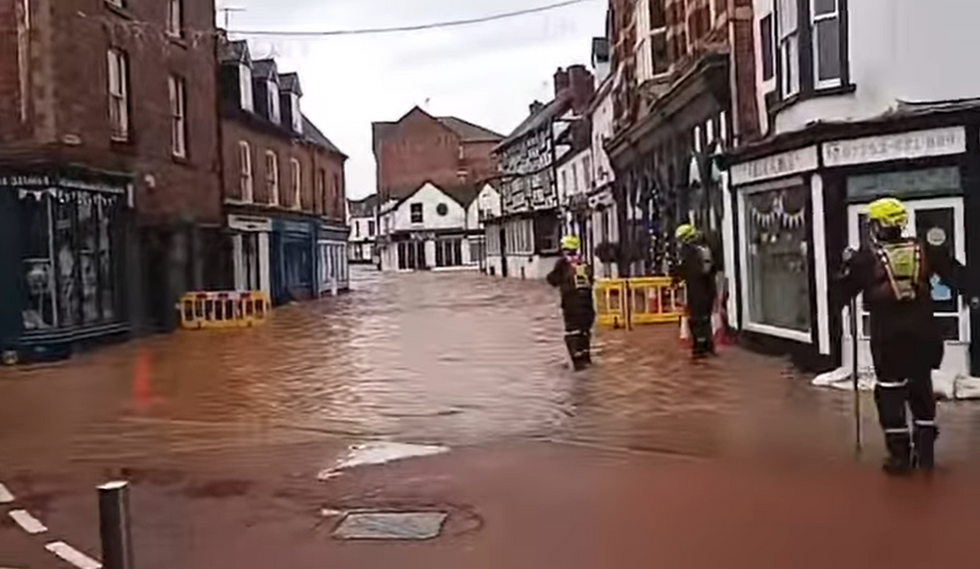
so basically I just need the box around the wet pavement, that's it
[3,266,980,568]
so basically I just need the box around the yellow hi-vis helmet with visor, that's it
[868,197,908,228]
[560,235,581,251]
[675,223,697,242]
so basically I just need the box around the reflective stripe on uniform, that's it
[914,420,937,427]
[877,380,908,389]
[884,428,910,435]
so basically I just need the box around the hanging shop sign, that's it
[823,127,966,168]
[730,146,819,186]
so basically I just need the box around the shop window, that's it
[19,190,122,331]
[741,184,811,336]
[435,239,463,267]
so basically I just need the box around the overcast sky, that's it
[222,0,607,199]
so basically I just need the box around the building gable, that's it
[390,182,467,232]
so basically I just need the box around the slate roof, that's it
[499,97,567,149]
[348,194,379,218]
[393,181,483,211]
[302,115,346,158]
[280,73,302,96]
[252,59,278,81]
[219,40,250,65]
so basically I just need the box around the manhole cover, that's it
[333,512,448,540]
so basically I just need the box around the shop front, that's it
[727,115,980,376]
[0,169,133,363]
[317,221,350,296]
[228,213,272,295]
[271,217,316,306]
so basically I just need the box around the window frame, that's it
[648,0,669,77]
[166,0,183,38]
[290,158,302,210]
[265,150,280,206]
[290,93,302,133]
[776,0,800,99]
[760,13,775,82]
[168,75,187,158]
[811,0,842,89]
[267,81,280,124]
[410,203,424,225]
[239,141,253,203]
[239,64,254,112]
[107,48,129,142]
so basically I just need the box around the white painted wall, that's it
[466,184,501,231]
[590,79,616,190]
[557,148,591,207]
[754,0,980,136]
[391,183,467,232]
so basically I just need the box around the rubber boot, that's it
[882,432,913,476]
[913,426,938,472]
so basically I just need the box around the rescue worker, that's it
[673,224,718,358]
[547,235,595,371]
[838,197,973,475]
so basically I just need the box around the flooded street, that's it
[5,268,980,568]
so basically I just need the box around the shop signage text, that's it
[730,146,819,186]
[823,127,966,168]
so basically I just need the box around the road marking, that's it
[45,542,102,569]
[8,509,47,534]
[0,483,13,504]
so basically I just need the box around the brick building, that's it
[372,107,503,203]
[605,0,759,278]
[0,0,223,361]
[218,39,349,305]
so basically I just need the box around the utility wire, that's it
[229,0,598,37]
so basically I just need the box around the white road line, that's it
[0,483,13,504]
[8,509,47,534]
[45,542,102,569]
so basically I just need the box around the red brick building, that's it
[604,0,759,275]
[218,39,349,305]
[372,107,503,203]
[0,0,223,360]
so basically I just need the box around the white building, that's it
[348,194,378,264]
[723,0,980,377]
[378,182,497,272]
[587,62,619,279]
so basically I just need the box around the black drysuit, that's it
[547,254,596,370]
[673,241,718,356]
[838,236,970,469]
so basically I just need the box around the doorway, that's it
[846,197,969,375]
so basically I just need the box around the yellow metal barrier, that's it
[178,291,270,330]
[593,279,628,328]
[594,277,686,328]
[627,277,686,325]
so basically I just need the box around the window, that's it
[741,184,811,337]
[812,0,841,86]
[368,220,376,236]
[572,164,580,193]
[290,158,301,209]
[266,151,279,205]
[267,81,280,123]
[435,239,464,268]
[290,93,302,133]
[760,14,775,81]
[583,156,593,190]
[168,75,186,158]
[315,169,326,215]
[107,49,129,141]
[649,0,669,75]
[777,0,800,97]
[410,203,423,224]
[239,65,254,112]
[166,0,183,38]
[333,174,342,214]
[239,141,253,202]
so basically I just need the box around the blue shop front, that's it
[0,168,134,363]
[271,217,317,306]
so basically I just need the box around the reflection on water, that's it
[3,266,980,466]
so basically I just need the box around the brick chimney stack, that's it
[567,64,595,114]
[553,68,570,98]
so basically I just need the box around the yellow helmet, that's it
[868,197,908,228]
[675,223,697,242]
[560,235,581,251]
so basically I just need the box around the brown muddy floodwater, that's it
[3,266,980,467]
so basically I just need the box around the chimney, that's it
[567,64,595,114]
[554,67,570,97]
[529,100,545,115]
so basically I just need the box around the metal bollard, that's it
[98,481,134,569]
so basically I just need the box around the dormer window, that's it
[290,93,302,133]
[268,80,280,124]
[236,64,253,112]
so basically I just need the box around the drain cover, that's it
[333,512,448,540]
